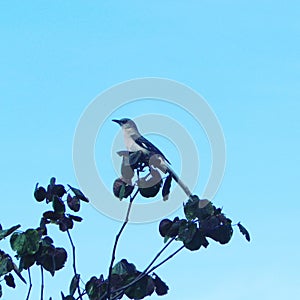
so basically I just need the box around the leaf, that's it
[153,274,169,296]
[67,194,80,212]
[85,276,106,300]
[162,174,172,201]
[119,184,126,200]
[0,251,14,276]
[4,273,15,288]
[68,215,83,223]
[68,274,80,296]
[112,259,137,276]
[125,274,155,299]
[0,225,21,241]
[67,185,89,202]
[237,222,251,242]
[43,211,61,221]
[177,220,197,244]
[52,184,66,197]
[10,229,40,256]
[34,184,47,202]
[184,229,209,251]
[12,263,26,284]
[53,196,66,215]
[19,255,35,271]
[36,246,67,276]
[58,216,74,232]
[183,195,200,220]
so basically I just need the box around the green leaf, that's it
[183,195,200,220]
[177,220,197,244]
[196,199,214,220]
[85,276,105,300]
[0,251,14,276]
[69,274,80,296]
[237,222,250,242]
[67,185,89,202]
[119,184,126,201]
[112,259,137,276]
[52,196,66,215]
[0,225,21,241]
[10,229,40,256]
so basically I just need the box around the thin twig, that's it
[26,268,32,300]
[111,245,185,300]
[40,266,44,300]
[106,188,139,299]
[67,229,83,300]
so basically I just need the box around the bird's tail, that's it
[166,165,193,200]
[153,156,193,200]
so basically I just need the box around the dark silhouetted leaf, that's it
[159,219,173,237]
[36,246,67,276]
[162,174,172,201]
[153,274,169,296]
[184,229,209,251]
[67,185,89,202]
[69,274,80,296]
[4,273,15,288]
[10,229,40,256]
[12,263,26,284]
[43,211,60,221]
[0,284,2,297]
[34,184,47,202]
[196,199,214,220]
[52,184,66,197]
[125,274,155,299]
[0,225,21,241]
[67,194,80,212]
[53,196,66,215]
[68,215,83,223]
[58,216,73,232]
[19,254,35,271]
[238,222,250,242]
[0,251,14,276]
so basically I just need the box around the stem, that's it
[111,245,185,300]
[67,229,83,300]
[106,188,139,299]
[40,266,44,300]
[26,268,32,300]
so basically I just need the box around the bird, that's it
[113,118,192,199]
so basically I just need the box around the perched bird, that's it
[113,118,192,199]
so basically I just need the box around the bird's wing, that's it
[132,134,171,164]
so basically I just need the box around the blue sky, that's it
[1,1,299,299]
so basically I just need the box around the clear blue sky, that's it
[1,1,299,299]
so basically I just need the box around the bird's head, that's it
[112,118,139,133]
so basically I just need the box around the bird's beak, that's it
[112,119,122,125]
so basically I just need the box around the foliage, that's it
[0,151,250,299]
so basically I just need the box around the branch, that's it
[106,188,139,299]
[26,268,32,300]
[67,229,82,300]
[40,266,44,300]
